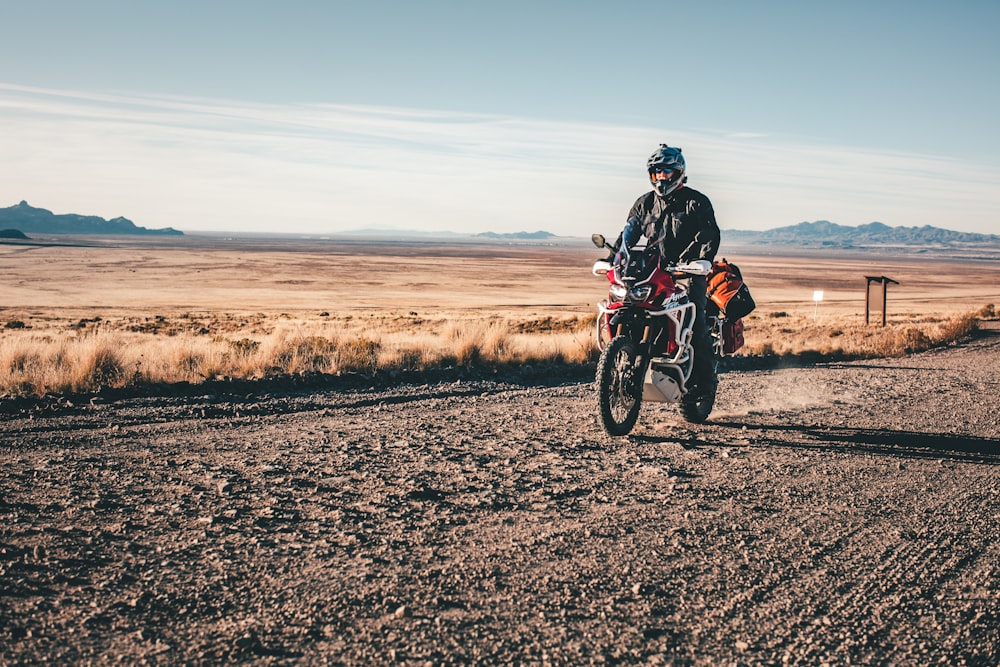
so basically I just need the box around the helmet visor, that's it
[650,167,679,181]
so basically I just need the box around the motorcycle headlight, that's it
[628,285,652,302]
[610,284,627,301]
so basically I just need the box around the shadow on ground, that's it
[636,422,1000,465]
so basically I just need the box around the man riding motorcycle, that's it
[613,144,721,399]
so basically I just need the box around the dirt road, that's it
[3,332,999,665]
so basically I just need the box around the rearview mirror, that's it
[591,234,606,249]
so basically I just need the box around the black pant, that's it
[681,275,716,390]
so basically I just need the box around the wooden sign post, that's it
[865,276,899,326]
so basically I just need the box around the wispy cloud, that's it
[2,83,997,235]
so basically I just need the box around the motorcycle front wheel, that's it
[596,335,643,436]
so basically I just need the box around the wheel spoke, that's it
[596,336,643,436]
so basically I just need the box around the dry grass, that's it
[0,305,987,398]
[741,306,987,360]
[0,313,601,397]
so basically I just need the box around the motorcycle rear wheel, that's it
[680,387,715,423]
[596,335,643,436]
[680,360,718,423]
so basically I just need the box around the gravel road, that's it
[3,330,999,666]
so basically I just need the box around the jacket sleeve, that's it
[618,194,650,249]
[679,196,721,262]
[621,216,643,249]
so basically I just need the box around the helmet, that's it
[646,144,686,197]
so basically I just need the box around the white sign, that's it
[813,290,824,302]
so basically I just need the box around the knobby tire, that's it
[596,335,643,436]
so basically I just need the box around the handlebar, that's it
[667,260,713,276]
[591,233,713,277]
[592,259,613,276]
[594,258,711,278]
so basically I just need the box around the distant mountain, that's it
[0,201,183,236]
[726,221,1000,248]
[474,230,556,240]
[0,229,29,239]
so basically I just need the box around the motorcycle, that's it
[590,232,741,436]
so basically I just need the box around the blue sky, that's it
[1,0,998,236]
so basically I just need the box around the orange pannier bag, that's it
[707,259,756,320]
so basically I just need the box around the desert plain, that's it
[2,233,999,318]
[2,233,1000,665]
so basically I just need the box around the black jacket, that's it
[619,186,720,263]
